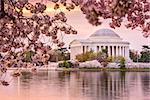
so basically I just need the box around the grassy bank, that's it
[57,67,150,72]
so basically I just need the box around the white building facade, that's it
[70,29,130,60]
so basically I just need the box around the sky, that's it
[27,1,149,52]
[63,10,149,52]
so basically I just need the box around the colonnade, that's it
[82,45,129,58]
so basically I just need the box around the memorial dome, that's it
[90,29,120,38]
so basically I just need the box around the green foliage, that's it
[49,49,70,62]
[23,51,35,62]
[102,48,108,55]
[129,50,139,62]
[76,51,97,62]
[107,56,114,62]
[97,48,108,66]
[75,48,126,68]
[106,56,126,68]
[107,56,125,63]
[118,56,126,69]
[139,50,150,63]
[58,61,73,68]
[130,47,150,63]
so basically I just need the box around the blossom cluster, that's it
[1,0,150,54]
[0,0,150,83]
[74,0,150,37]
[0,0,77,54]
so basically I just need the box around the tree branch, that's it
[1,0,4,12]
[0,0,5,18]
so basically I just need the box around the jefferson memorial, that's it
[70,29,130,60]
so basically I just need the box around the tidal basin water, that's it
[0,71,150,100]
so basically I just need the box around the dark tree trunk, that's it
[1,0,4,12]
[0,0,5,18]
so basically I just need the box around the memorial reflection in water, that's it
[0,71,150,100]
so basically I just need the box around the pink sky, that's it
[27,1,149,52]
[63,10,149,52]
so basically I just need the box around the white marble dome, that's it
[90,28,120,38]
[70,28,130,61]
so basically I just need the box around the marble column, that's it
[126,46,129,59]
[108,46,111,57]
[103,45,106,50]
[116,46,118,57]
[120,46,122,57]
[101,46,103,51]
[124,46,126,57]
[99,46,101,52]
[96,46,98,52]
[122,46,124,57]
[86,46,89,52]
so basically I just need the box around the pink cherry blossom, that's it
[0,0,149,72]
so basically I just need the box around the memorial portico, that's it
[70,29,130,60]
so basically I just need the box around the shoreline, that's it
[7,67,150,72]
[56,67,150,72]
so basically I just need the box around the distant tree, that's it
[57,48,70,60]
[23,50,35,62]
[47,49,70,62]
[76,50,97,62]
[118,56,125,69]
[139,46,150,62]
[129,50,140,62]
[139,51,150,62]
[97,48,108,67]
